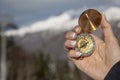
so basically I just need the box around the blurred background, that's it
[0,0,120,80]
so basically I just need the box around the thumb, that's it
[101,14,115,42]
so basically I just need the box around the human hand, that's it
[64,14,120,80]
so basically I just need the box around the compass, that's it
[76,9,102,57]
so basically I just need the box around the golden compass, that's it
[76,9,102,57]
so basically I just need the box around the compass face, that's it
[77,33,95,56]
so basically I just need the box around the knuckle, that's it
[106,22,111,26]
[113,37,118,43]
[66,32,75,39]
[110,36,118,43]
[74,25,79,29]
[102,21,111,29]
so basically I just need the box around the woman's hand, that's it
[64,14,120,80]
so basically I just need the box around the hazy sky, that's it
[0,0,120,26]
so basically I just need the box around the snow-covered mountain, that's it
[6,7,120,59]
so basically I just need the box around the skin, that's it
[64,14,120,80]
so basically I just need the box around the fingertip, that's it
[74,25,82,34]
[64,40,77,48]
[69,50,82,58]
[65,32,77,40]
[101,14,110,28]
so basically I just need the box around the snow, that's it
[5,7,120,37]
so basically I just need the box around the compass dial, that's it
[77,33,95,56]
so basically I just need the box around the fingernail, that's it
[76,52,82,57]
[70,41,76,46]
[70,33,76,38]
[75,27,81,33]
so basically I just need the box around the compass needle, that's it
[80,42,88,48]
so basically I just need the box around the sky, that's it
[0,0,120,26]
[0,0,120,37]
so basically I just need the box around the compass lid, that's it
[79,9,102,32]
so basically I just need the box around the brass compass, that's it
[76,9,102,57]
